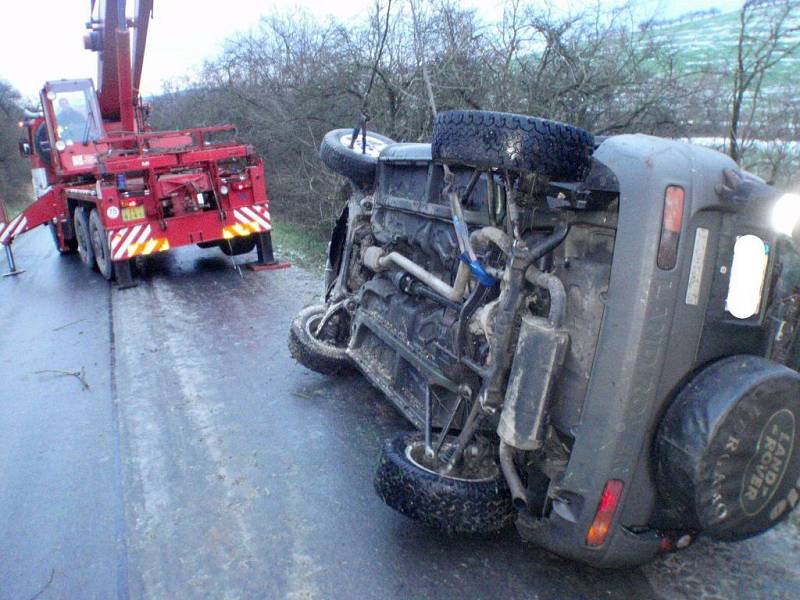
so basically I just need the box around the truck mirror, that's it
[18,139,31,157]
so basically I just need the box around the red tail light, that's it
[586,479,624,547]
[657,186,685,270]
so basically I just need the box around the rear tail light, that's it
[657,186,685,270]
[585,479,624,547]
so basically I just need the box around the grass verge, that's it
[270,220,328,274]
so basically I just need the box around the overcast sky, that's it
[0,0,741,101]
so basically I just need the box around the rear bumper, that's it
[106,203,271,261]
[516,510,662,568]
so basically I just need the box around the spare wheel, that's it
[319,128,396,188]
[656,355,800,541]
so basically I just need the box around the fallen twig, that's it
[52,318,85,332]
[28,567,55,600]
[34,367,91,391]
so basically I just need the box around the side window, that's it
[51,89,100,144]
[53,91,88,143]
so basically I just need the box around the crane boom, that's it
[132,0,154,98]
[84,0,153,133]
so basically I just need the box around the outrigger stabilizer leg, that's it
[247,231,291,272]
[3,244,24,278]
[114,259,137,289]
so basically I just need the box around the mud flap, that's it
[114,259,137,289]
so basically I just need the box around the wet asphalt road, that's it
[2,227,800,600]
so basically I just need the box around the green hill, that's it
[646,3,800,94]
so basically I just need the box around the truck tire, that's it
[49,222,78,254]
[74,207,95,269]
[89,208,113,280]
[35,122,52,166]
[656,355,800,542]
[288,304,354,376]
[219,235,257,256]
[431,110,594,181]
[319,128,395,188]
[374,431,514,534]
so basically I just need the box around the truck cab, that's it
[26,79,105,179]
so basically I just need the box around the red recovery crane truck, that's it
[1,0,281,286]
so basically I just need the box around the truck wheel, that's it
[288,304,354,376]
[74,207,95,269]
[656,355,800,542]
[89,209,113,280]
[431,110,594,181]
[374,431,514,533]
[35,122,52,166]
[219,235,257,256]
[49,222,78,254]
[319,128,395,188]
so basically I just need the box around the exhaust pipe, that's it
[499,441,527,511]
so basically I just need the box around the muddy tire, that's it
[374,431,514,534]
[319,128,395,188]
[74,207,95,269]
[89,208,113,280]
[431,110,594,180]
[657,355,800,541]
[49,222,77,254]
[288,304,355,376]
[219,235,257,256]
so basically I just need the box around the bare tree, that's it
[0,80,29,213]
[728,0,800,162]
[146,0,730,238]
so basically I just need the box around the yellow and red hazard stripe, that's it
[222,205,272,239]
[109,224,170,260]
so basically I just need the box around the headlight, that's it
[771,193,800,237]
[219,185,229,196]
[55,140,66,152]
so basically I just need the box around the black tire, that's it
[319,128,396,188]
[89,208,113,280]
[49,222,78,254]
[219,235,257,256]
[288,304,355,376]
[35,122,52,166]
[431,110,594,181]
[74,207,95,269]
[374,431,515,534]
[656,355,800,542]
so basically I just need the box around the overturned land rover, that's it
[289,111,800,568]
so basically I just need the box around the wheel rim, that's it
[305,311,348,350]
[405,440,499,483]
[338,134,387,159]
